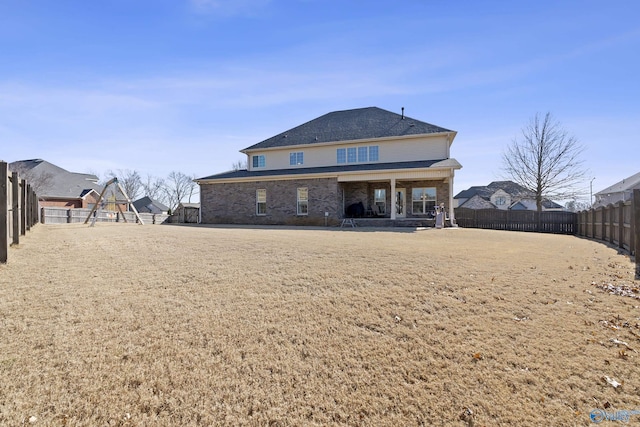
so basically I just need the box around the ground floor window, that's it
[412,187,436,215]
[374,188,386,214]
[297,187,308,215]
[256,189,266,215]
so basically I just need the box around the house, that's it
[454,181,564,211]
[195,107,462,226]
[593,171,640,208]
[171,203,200,223]
[9,159,102,209]
[133,196,170,215]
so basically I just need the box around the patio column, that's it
[390,177,397,220]
[448,173,456,225]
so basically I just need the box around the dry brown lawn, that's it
[0,223,639,426]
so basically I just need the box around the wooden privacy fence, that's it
[456,190,639,278]
[1,161,39,263]
[454,208,577,234]
[41,207,170,225]
[575,189,640,278]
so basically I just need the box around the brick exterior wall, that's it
[200,178,342,226]
[397,180,450,218]
[200,178,450,225]
[39,193,101,209]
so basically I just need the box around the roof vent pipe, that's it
[401,107,404,119]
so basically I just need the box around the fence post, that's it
[634,189,639,279]
[1,162,8,263]
[20,179,27,235]
[27,185,33,230]
[11,172,19,245]
[618,201,625,249]
[607,205,614,245]
[32,187,38,226]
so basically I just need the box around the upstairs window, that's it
[495,196,506,206]
[347,147,357,163]
[358,147,368,162]
[252,155,265,168]
[369,146,379,161]
[337,145,379,164]
[289,152,304,166]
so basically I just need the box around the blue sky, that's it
[1,0,638,201]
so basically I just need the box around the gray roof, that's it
[595,171,640,195]
[9,159,102,199]
[177,203,200,208]
[512,199,564,210]
[455,185,496,200]
[243,107,454,151]
[198,159,461,181]
[459,195,496,209]
[133,196,170,213]
[454,181,533,199]
[455,180,564,210]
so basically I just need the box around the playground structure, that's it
[84,177,144,226]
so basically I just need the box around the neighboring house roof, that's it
[455,181,533,200]
[177,203,200,209]
[9,159,102,199]
[455,180,563,210]
[541,199,564,209]
[133,196,170,214]
[595,171,640,196]
[454,185,496,201]
[242,107,454,151]
[198,159,462,181]
[510,199,537,210]
[510,199,564,210]
[459,194,496,209]
[486,181,533,198]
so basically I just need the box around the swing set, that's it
[84,177,145,226]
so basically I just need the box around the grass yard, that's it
[0,223,639,426]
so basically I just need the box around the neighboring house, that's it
[455,181,564,211]
[171,203,200,224]
[196,107,462,226]
[133,196,170,215]
[9,159,102,208]
[593,171,640,208]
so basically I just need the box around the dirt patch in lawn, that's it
[0,223,638,426]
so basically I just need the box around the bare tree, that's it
[231,159,247,171]
[104,169,142,200]
[141,174,167,204]
[162,171,198,212]
[502,112,587,213]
